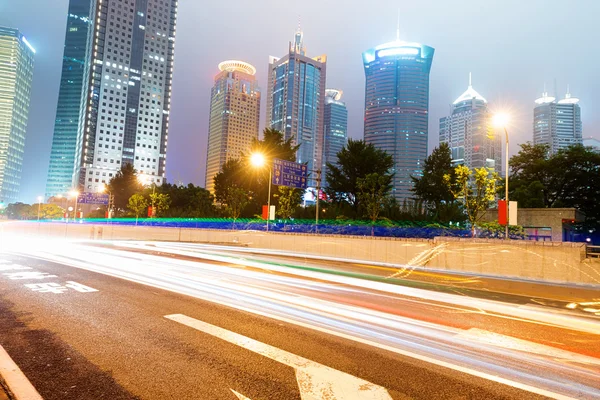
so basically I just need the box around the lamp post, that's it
[493,113,510,240]
[250,153,272,232]
[98,183,114,219]
[69,190,79,222]
[37,196,43,221]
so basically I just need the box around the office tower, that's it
[533,87,582,155]
[45,0,95,198]
[439,75,501,174]
[47,0,179,194]
[583,137,600,154]
[205,60,260,194]
[0,27,35,205]
[266,27,326,187]
[322,88,347,178]
[362,39,434,203]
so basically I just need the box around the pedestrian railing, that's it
[586,245,600,258]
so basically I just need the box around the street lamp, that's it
[69,190,79,222]
[250,152,272,232]
[37,196,43,221]
[492,113,510,240]
[98,183,113,218]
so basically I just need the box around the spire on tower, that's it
[469,72,472,87]
[396,9,400,41]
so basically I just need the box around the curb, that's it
[0,345,42,400]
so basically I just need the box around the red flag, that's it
[498,200,507,225]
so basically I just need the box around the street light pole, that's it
[267,168,272,232]
[315,169,321,233]
[37,196,42,221]
[504,127,509,240]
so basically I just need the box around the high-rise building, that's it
[322,88,347,178]
[46,0,179,194]
[266,27,326,187]
[0,26,35,205]
[439,75,501,174]
[205,60,260,194]
[45,0,95,198]
[583,136,600,154]
[533,88,582,155]
[362,40,434,203]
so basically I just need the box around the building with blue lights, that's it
[266,27,326,186]
[439,75,502,174]
[362,40,434,203]
[0,26,35,205]
[533,88,582,155]
[45,0,95,199]
[322,89,347,179]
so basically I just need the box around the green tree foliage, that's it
[509,143,600,222]
[107,163,143,215]
[274,186,303,220]
[38,204,65,219]
[149,192,171,217]
[325,139,394,215]
[128,194,148,222]
[357,173,392,224]
[446,165,500,236]
[214,159,245,205]
[411,143,457,220]
[4,203,34,219]
[157,183,215,217]
[223,186,249,222]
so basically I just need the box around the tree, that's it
[214,159,245,205]
[445,165,500,237]
[274,186,303,220]
[223,186,249,225]
[128,194,148,224]
[4,203,34,220]
[357,173,392,235]
[149,192,171,217]
[158,183,215,218]
[108,164,143,215]
[39,204,65,219]
[411,143,457,220]
[325,139,394,215]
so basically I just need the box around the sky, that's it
[1,0,599,202]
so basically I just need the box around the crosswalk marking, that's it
[166,314,393,400]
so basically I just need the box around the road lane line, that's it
[230,389,252,399]
[0,345,42,400]
[165,314,393,400]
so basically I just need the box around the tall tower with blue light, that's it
[362,39,434,203]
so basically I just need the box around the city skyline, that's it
[2,0,600,202]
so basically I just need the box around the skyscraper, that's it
[45,0,95,198]
[266,27,326,187]
[362,40,434,203]
[439,75,501,174]
[0,26,35,205]
[533,88,582,155]
[322,88,347,178]
[46,0,179,194]
[205,60,260,194]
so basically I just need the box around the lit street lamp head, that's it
[250,152,266,168]
[69,190,79,198]
[492,113,510,128]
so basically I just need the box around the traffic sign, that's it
[272,159,307,189]
[77,193,110,205]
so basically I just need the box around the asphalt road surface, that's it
[0,238,599,399]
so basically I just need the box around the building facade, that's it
[439,76,501,174]
[46,0,179,194]
[533,89,582,155]
[322,88,347,178]
[362,40,434,203]
[205,60,260,194]
[45,0,96,198]
[0,27,35,205]
[583,136,600,153]
[266,28,326,187]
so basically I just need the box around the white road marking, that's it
[0,344,43,400]
[457,328,600,366]
[25,283,69,294]
[230,389,252,400]
[166,314,393,400]
[0,264,32,272]
[65,281,98,293]
[4,271,57,280]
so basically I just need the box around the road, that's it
[0,237,599,399]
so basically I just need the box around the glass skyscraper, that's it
[439,76,501,174]
[0,26,35,205]
[45,0,95,198]
[205,60,260,194]
[362,40,434,203]
[533,88,582,155]
[267,28,326,187]
[322,88,347,178]
[46,0,179,195]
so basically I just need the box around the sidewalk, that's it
[0,345,42,400]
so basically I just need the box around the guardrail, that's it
[586,245,600,258]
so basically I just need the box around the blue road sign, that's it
[272,158,308,189]
[77,193,110,205]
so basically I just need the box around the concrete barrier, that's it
[2,222,598,287]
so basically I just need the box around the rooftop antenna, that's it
[566,83,571,98]
[469,72,472,87]
[396,9,400,41]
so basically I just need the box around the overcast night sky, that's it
[1,0,599,202]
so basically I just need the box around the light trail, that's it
[3,236,600,399]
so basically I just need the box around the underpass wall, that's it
[3,222,598,286]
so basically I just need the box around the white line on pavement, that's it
[166,314,393,400]
[0,345,42,400]
[230,389,252,400]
